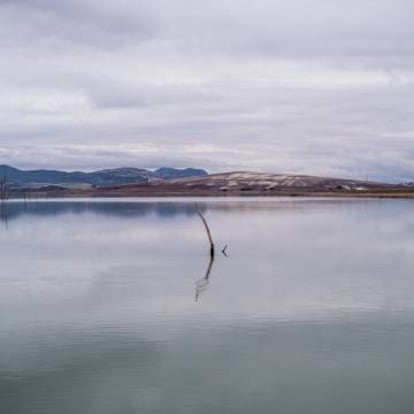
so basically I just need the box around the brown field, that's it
[9,183,414,200]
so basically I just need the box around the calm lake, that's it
[1,197,413,414]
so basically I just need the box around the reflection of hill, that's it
[2,197,397,224]
[0,201,199,222]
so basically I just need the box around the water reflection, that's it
[195,256,215,302]
[195,245,230,302]
[0,199,201,222]
[1,196,391,222]
[1,198,414,414]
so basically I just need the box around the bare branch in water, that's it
[195,204,215,259]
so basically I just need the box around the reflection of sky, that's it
[1,197,414,325]
[1,198,414,413]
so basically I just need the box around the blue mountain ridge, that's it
[0,165,207,187]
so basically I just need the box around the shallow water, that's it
[1,197,414,414]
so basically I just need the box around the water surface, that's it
[1,197,414,413]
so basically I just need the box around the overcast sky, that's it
[0,0,413,180]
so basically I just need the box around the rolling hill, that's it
[0,165,208,188]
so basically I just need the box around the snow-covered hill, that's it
[169,171,394,192]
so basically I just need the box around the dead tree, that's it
[195,204,215,259]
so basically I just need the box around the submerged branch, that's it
[195,204,215,259]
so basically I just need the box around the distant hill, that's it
[64,171,402,197]
[2,167,409,199]
[154,167,208,180]
[0,165,208,188]
[167,171,395,191]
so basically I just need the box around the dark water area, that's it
[1,197,414,413]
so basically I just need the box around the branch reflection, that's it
[195,255,215,302]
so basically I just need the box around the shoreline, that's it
[6,188,414,200]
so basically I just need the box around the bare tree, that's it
[194,204,215,301]
[195,204,215,259]
[194,204,228,301]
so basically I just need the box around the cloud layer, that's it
[0,0,413,180]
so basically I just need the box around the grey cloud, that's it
[0,0,157,48]
[2,0,413,60]
[0,0,413,180]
